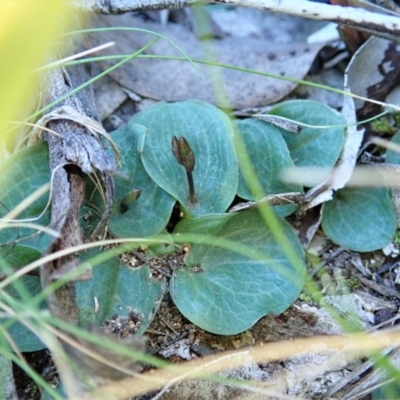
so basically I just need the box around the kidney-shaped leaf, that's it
[171,210,306,335]
[4,276,46,352]
[322,186,396,252]
[75,251,165,334]
[131,100,238,217]
[236,119,302,216]
[104,123,175,238]
[1,247,47,352]
[0,143,51,256]
[268,100,345,171]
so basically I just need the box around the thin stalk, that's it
[186,170,195,203]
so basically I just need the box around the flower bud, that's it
[171,135,195,172]
[122,188,142,205]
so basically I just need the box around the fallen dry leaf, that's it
[89,14,326,109]
[345,36,400,118]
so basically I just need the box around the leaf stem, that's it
[186,170,196,204]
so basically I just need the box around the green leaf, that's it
[3,279,45,352]
[0,247,47,352]
[0,354,15,400]
[131,100,238,216]
[268,100,345,172]
[372,381,400,400]
[322,186,396,252]
[171,210,306,335]
[385,130,400,165]
[146,231,175,258]
[0,144,51,255]
[75,251,165,335]
[236,119,302,216]
[101,123,175,238]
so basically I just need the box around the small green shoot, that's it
[171,135,196,203]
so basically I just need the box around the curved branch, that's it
[74,0,400,41]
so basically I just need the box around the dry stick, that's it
[38,37,115,394]
[77,329,400,400]
[74,0,400,41]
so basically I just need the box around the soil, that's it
[13,241,400,399]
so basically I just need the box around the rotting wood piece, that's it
[38,58,123,391]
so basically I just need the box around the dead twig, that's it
[74,0,400,42]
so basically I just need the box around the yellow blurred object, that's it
[0,0,74,152]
